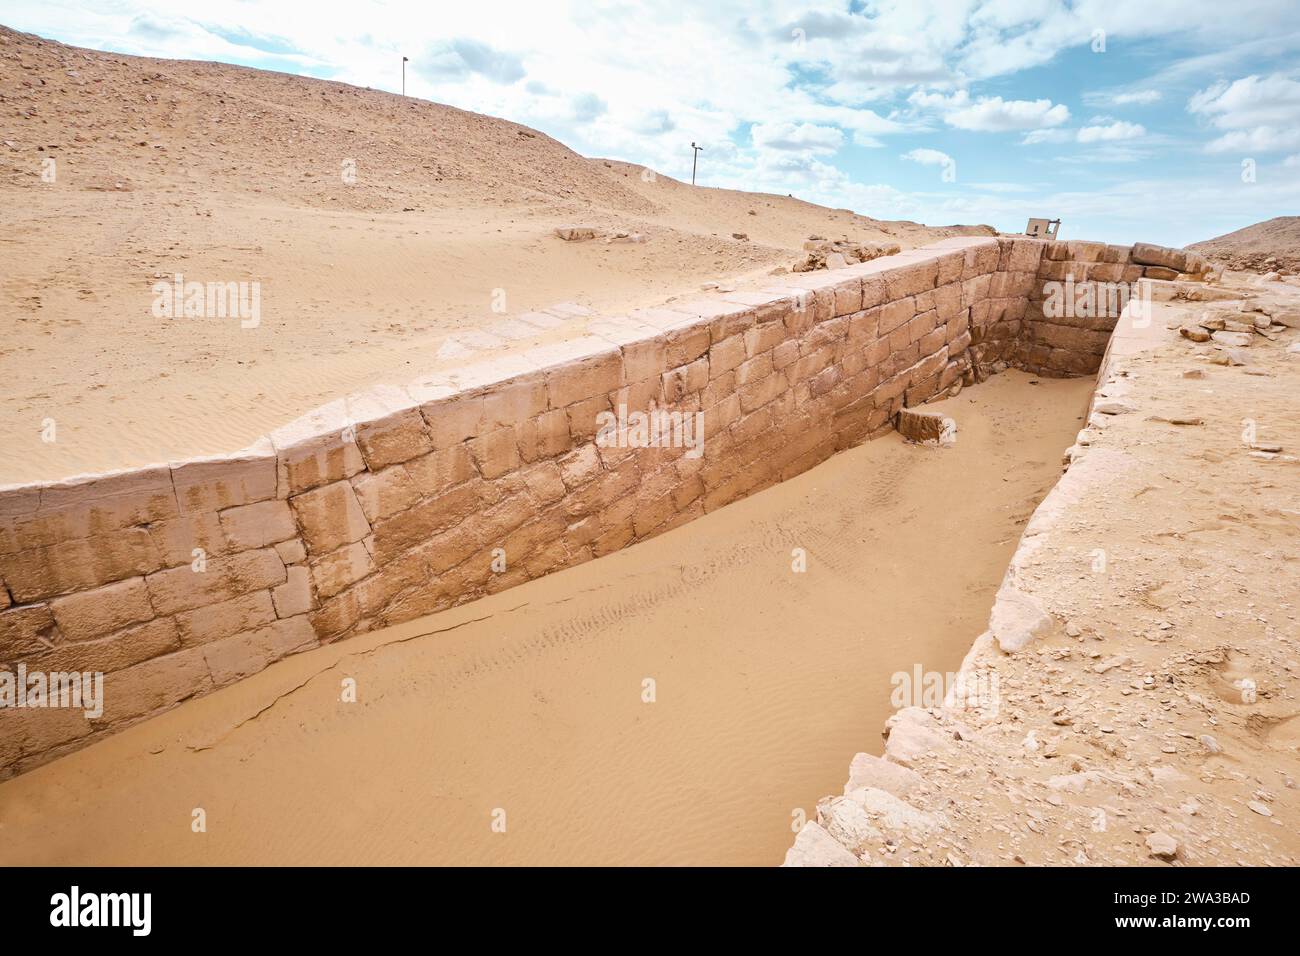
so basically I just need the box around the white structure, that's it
[1026,218,1061,239]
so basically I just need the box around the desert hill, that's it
[1187,216,1300,274]
[0,25,977,481]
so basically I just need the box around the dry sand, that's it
[0,372,1090,866]
[0,25,986,483]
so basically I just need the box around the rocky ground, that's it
[1189,217,1300,277]
[786,272,1300,867]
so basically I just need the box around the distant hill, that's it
[1187,217,1300,274]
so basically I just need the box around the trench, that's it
[0,371,1092,866]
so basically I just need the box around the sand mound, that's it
[0,25,985,482]
[1188,217,1300,275]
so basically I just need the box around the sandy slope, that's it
[0,25,986,483]
[1188,217,1300,275]
[0,371,1088,866]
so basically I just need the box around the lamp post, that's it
[402,56,409,96]
[690,141,702,185]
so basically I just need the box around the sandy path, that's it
[0,372,1090,866]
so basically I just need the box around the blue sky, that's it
[6,0,1299,246]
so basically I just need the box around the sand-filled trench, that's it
[0,372,1092,866]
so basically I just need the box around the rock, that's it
[849,786,944,834]
[825,251,848,269]
[1146,831,1179,860]
[1199,734,1222,754]
[883,707,954,766]
[1252,314,1272,330]
[1263,271,1281,281]
[1182,369,1205,378]
[1288,342,1300,355]
[731,232,748,241]
[818,796,883,852]
[845,752,923,798]
[1131,242,1189,273]
[553,226,600,241]
[781,822,860,867]
[1211,348,1251,366]
[1179,325,1211,342]
[1223,318,1256,333]
[1247,800,1273,817]
[1198,311,1228,331]
[989,587,1051,652]
[898,407,954,445]
[1144,266,1180,281]
[1211,330,1252,347]
[1095,399,1135,415]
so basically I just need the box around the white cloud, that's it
[751,122,844,154]
[1077,121,1146,143]
[1189,72,1300,152]
[911,90,1070,132]
[1284,154,1300,167]
[901,148,955,167]
[1112,90,1163,105]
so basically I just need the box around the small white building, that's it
[1026,218,1061,239]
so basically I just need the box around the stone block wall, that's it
[0,235,1194,775]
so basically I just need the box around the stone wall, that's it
[0,235,1199,776]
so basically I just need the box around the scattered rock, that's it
[553,226,601,241]
[1211,330,1252,347]
[1146,831,1179,859]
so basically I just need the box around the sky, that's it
[6,0,1300,246]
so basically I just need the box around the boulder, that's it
[1131,242,1189,273]
[781,822,860,867]
[898,407,954,445]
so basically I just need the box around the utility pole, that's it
[402,56,409,96]
[690,142,703,185]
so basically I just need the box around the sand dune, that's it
[0,25,986,483]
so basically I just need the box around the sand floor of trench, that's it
[0,371,1093,866]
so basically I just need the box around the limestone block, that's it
[96,646,213,726]
[270,400,366,497]
[0,528,163,603]
[290,480,372,555]
[145,548,286,617]
[219,499,297,551]
[49,576,154,642]
[346,385,434,469]
[309,541,373,600]
[176,589,277,646]
[201,616,318,686]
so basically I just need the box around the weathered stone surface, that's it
[290,481,372,556]
[0,602,60,663]
[219,499,297,551]
[49,576,154,642]
[97,646,213,725]
[309,541,372,600]
[270,400,366,496]
[201,616,318,686]
[897,407,952,444]
[0,529,162,603]
[272,565,315,617]
[145,549,286,616]
[176,589,277,646]
[845,752,924,798]
[172,438,277,515]
[1131,242,1189,273]
[347,385,434,469]
[781,821,861,867]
